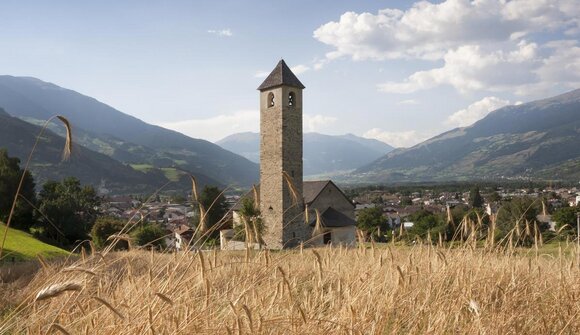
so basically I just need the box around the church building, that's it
[223,60,356,250]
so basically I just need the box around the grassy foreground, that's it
[1,244,579,334]
[0,223,69,262]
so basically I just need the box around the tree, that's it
[199,185,229,237]
[0,149,36,231]
[37,177,100,247]
[406,209,447,241]
[131,223,166,249]
[357,207,388,241]
[90,217,128,250]
[552,207,578,238]
[487,191,502,203]
[469,186,484,208]
[495,197,540,245]
[234,198,264,243]
[400,196,412,206]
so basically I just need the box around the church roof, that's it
[309,207,357,228]
[303,181,331,205]
[231,180,353,211]
[257,59,305,91]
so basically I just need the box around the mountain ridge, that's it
[0,75,259,187]
[216,132,394,176]
[0,107,195,193]
[353,88,580,182]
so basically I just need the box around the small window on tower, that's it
[288,92,295,107]
[268,92,275,107]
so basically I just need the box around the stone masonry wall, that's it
[259,86,309,249]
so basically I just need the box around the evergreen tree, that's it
[199,185,229,237]
[469,186,484,208]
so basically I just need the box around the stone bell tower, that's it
[258,60,308,249]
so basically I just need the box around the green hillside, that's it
[0,223,69,262]
[0,108,173,194]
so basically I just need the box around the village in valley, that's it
[100,182,580,251]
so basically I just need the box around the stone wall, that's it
[259,86,308,249]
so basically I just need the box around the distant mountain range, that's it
[353,89,580,183]
[0,75,259,193]
[217,132,394,176]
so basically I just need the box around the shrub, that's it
[131,223,166,249]
[90,217,128,250]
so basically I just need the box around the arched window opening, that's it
[268,92,275,107]
[288,92,295,107]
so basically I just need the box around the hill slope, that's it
[355,89,580,182]
[0,223,69,262]
[217,132,394,176]
[0,76,259,187]
[0,108,196,193]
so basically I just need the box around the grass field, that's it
[0,223,69,262]
[130,163,155,173]
[160,167,181,181]
[131,164,182,182]
[0,243,578,334]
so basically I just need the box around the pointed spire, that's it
[257,59,305,91]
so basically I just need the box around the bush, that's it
[90,217,128,250]
[357,207,389,241]
[131,224,166,249]
[406,209,448,242]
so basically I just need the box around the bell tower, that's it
[258,60,308,249]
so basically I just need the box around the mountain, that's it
[0,76,259,187]
[0,108,187,193]
[216,132,394,176]
[354,89,580,182]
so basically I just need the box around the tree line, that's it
[356,186,578,245]
[1,149,229,251]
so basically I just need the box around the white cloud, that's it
[291,64,310,75]
[398,99,419,105]
[363,128,427,148]
[378,42,540,94]
[313,0,579,61]
[314,0,580,95]
[207,29,233,37]
[253,71,270,78]
[159,110,258,142]
[303,114,337,132]
[445,97,510,127]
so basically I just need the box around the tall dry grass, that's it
[1,243,578,334]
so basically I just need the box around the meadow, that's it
[0,223,68,262]
[1,242,578,334]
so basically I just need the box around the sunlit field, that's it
[1,242,579,334]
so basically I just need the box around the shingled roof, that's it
[257,59,305,91]
[308,207,357,228]
[231,180,353,211]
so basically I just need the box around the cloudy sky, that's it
[1,0,579,147]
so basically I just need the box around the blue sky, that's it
[1,0,579,147]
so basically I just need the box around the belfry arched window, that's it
[268,92,275,107]
[288,92,295,107]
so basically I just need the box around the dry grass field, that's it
[1,243,579,334]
